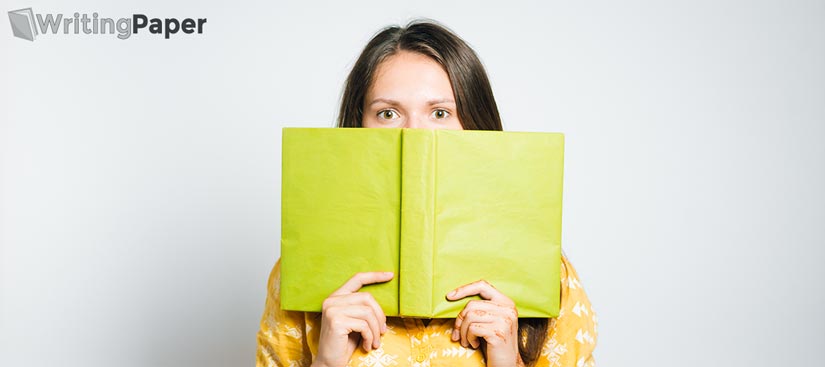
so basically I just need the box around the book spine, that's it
[399,129,435,317]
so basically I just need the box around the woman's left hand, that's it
[447,280,525,367]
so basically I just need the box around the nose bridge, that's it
[405,111,425,129]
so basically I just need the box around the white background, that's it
[2,1,823,366]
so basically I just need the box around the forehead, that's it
[367,50,454,102]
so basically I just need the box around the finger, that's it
[325,291,388,342]
[468,323,508,349]
[330,291,387,337]
[453,300,516,341]
[446,280,513,305]
[459,309,497,348]
[333,304,382,349]
[338,316,374,352]
[332,272,394,296]
[343,292,388,335]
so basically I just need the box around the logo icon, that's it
[8,7,36,41]
[8,8,207,41]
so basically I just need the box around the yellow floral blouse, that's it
[256,255,597,367]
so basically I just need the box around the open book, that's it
[280,128,564,318]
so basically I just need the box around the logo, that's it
[8,8,36,41]
[8,8,207,41]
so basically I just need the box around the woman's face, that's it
[362,51,463,130]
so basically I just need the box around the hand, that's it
[447,280,525,367]
[312,272,394,367]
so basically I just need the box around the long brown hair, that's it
[337,20,550,366]
[338,20,501,131]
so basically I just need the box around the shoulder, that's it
[266,258,282,295]
[559,253,585,293]
[257,259,314,367]
[260,258,309,328]
[539,253,597,366]
[558,253,595,320]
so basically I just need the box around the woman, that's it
[257,20,597,367]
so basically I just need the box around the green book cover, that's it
[280,127,564,318]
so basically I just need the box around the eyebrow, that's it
[368,98,456,107]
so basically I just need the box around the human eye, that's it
[377,109,400,120]
[431,109,450,120]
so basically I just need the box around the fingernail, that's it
[382,323,388,333]
[384,272,393,276]
[451,329,458,341]
[448,290,456,297]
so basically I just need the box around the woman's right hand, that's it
[311,271,394,367]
